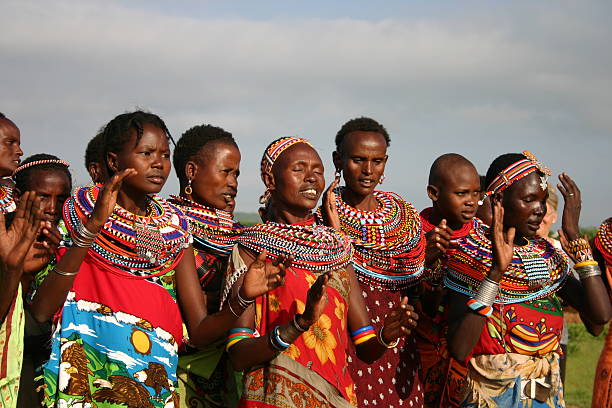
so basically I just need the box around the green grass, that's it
[565,323,607,408]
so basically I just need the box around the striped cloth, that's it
[0,284,24,408]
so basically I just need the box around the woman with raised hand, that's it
[317,117,426,407]
[170,124,244,408]
[224,136,417,408]
[30,111,285,407]
[444,151,611,407]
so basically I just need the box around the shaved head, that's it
[428,153,477,187]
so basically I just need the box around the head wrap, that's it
[479,150,551,205]
[260,136,312,181]
[13,159,70,176]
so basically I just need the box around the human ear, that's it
[426,185,439,202]
[262,172,276,192]
[184,161,198,182]
[106,152,119,174]
[332,150,342,173]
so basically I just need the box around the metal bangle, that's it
[237,286,255,309]
[53,267,78,277]
[576,265,602,280]
[377,326,400,349]
[78,221,98,239]
[228,298,241,318]
[474,277,499,307]
[292,314,308,333]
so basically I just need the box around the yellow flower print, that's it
[268,294,281,312]
[345,384,358,406]
[334,297,346,330]
[302,314,337,365]
[295,299,305,314]
[283,344,301,361]
[305,273,316,287]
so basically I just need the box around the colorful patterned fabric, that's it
[461,353,564,407]
[444,218,570,304]
[40,187,191,407]
[224,218,356,407]
[170,196,244,408]
[0,182,16,214]
[317,188,425,291]
[0,284,24,408]
[260,137,312,179]
[595,218,612,266]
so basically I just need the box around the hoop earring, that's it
[334,169,341,178]
[184,179,193,195]
[379,174,385,184]
[259,188,271,205]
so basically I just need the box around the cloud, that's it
[1,0,610,225]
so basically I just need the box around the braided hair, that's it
[172,124,237,184]
[85,131,104,169]
[102,110,174,175]
[13,153,72,193]
[335,117,390,151]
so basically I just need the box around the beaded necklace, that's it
[595,218,612,266]
[169,195,243,256]
[238,216,353,272]
[444,218,570,304]
[318,188,425,290]
[64,185,191,274]
[420,207,474,238]
[0,182,16,214]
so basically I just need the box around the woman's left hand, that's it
[558,173,581,240]
[381,296,419,342]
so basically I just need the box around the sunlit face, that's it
[269,143,325,212]
[500,172,548,239]
[334,131,387,197]
[108,123,171,195]
[188,142,241,212]
[0,119,23,176]
[22,169,71,225]
[429,164,481,230]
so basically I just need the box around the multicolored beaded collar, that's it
[594,218,612,266]
[444,218,570,304]
[420,207,474,238]
[169,195,243,256]
[0,182,16,214]
[64,186,191,273]
[238,216,353,272]
[318,188,425,290]
[479,151,552,205]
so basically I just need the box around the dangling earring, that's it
[184,179,193,195]
[259,188,271,205]
[334,169,341,178]
[379,174,386,184]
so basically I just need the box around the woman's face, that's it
[501,172,548,239]
[108,123,171,195]
[189,142,241,212]
[23,169,71,225]
[0,119,23,176]
[334,131,387,197]
[270,143,325,212]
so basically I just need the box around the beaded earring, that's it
[379,174,385,184]
[334,169,341,178]
[184,179,193,195]
[259,188,271,205]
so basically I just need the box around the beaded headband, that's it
[13,159,70,176]
[260,136,312,180]
[478,150,551,205]
[594,218,612,266]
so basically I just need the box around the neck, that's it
[341,188,378,211]
[267,202,311,225]
[116,187,149,216]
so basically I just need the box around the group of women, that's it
[0,110,611,408]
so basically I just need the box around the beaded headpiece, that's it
[594,218,612,267]
[478,150,552,205]
[260,136,312,180]
[13,159,70,176]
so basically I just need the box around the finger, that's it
[438,219,447,228]
[255,250,268,264]
[399,296,409,308]
[283,255,293,268]
[557,182,568,199]
[506,227,516,247]
[562,173,581,198]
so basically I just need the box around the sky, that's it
[1,0,611,226]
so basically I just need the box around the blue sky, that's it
[1,0,611,226]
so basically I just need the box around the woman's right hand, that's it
[425,219,452,266]
[240,251,290,300]
[302,272,330,326]
[88,168,137,231]
[320,176,341,230]
[490,200,515,281]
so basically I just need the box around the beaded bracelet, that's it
[53,267,79,277]
[226,328,255,352]
[466,298,493,317]
[351,325,376,346]
[268,326,290,351]
[377,326,400,349]
[567,237,594,263]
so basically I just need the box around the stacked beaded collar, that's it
[420,207,475,238]
[594,218,612,266]
[444,218,570,304]
[169,195,243,256]
[0,182,16,214]
[479,151,552,205]
[64,185,191,273]
[320,188,425,290]
[238,217,352,272]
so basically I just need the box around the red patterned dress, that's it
[319,188,426,408]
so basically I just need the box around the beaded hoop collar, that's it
[64,186,191,273]
[444,218,570,304]
[318,188,425,290]
[594,218,612,266]
[169,195,243,256]
[0,183,16,214]
[479,151,552,205]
